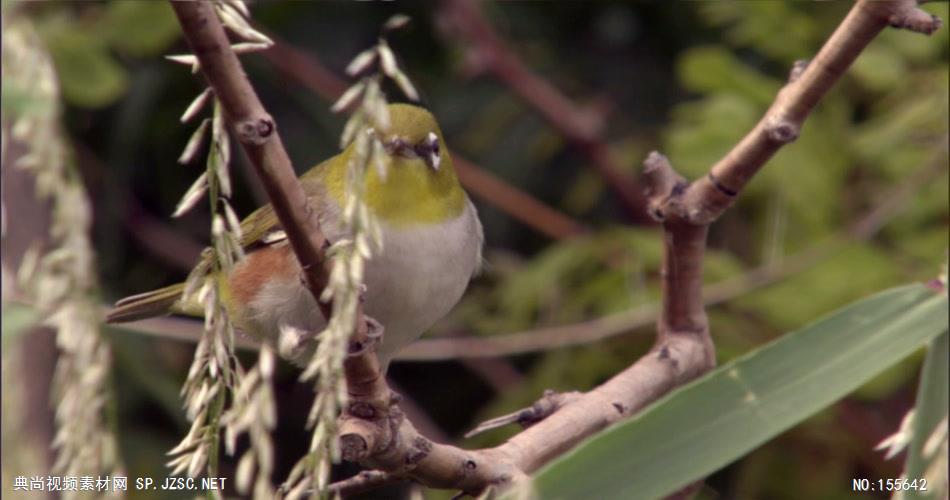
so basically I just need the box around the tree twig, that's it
[170,1,332,320]
[100,139,945,360]
[168,1,942,496]
[329,470,407,497]
[436,0,653,223]
[261,36,587,240]
[453,156,587,240]
[169,0,390,464]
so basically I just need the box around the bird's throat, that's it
[323,154,466,226]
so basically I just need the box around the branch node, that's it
[656,343,680,372]
[235,116,276,146]
[405,436,433,465]
[642,152,681,197]
[390,391,403,405]
[706,172,737,197]
[788,59,810,83]
[642,151,688,222]
[348,401,377,419]
[340,433,370,462]
[765,116,800,144]
[888,8,942,35]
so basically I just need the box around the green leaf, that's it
[1,302,40,346]
[533,284,949,500]
[902,330,948,500]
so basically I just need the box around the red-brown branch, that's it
[436,0,653,223]
[169,0,942,496]
[170,2,331,319]
[262,37,587,240]
[168,0,388,415]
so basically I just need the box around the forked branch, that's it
[169,0,941,496]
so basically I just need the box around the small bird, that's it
[107,103,483,372]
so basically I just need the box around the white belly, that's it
[242,199,482,370]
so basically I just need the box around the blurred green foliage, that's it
[2,1,946,499]
[33,1,179,108]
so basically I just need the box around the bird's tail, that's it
[106,283,185,323]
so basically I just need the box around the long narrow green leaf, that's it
[533,284,949,500]
[902,329,948,500]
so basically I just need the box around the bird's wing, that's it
[237,158,339,249]
[108,157,347,323]
[184,158,340,283]
[238,202,281,249]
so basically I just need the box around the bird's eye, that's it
[423,132,442,171]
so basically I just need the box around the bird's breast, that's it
[363,199,482,362]
[228,198,482,367]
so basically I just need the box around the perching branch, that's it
[336,0,939,495]
[675,0,942,226]
[109,139,948,360]
[169,0,390,487]
[170,0,941,497]
[329,470,406,497]
[170,1,332,320]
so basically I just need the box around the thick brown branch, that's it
[169,0,388,433]
[107,139,948,359]
[169,1,942,497]
[170,1,332,320]
[682,0,942,224]
[376,0,937,494]
[329,470,406,497]
[465,390,582,438]
[453,156,588,240]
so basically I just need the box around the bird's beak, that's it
[426,132,441,171]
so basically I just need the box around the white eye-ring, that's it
[426,132,441,171]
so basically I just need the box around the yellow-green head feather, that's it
[318,103,465,226]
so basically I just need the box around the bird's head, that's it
[324,103,465,226]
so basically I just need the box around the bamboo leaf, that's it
[532,284,949,500]
[901,330,949,500]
